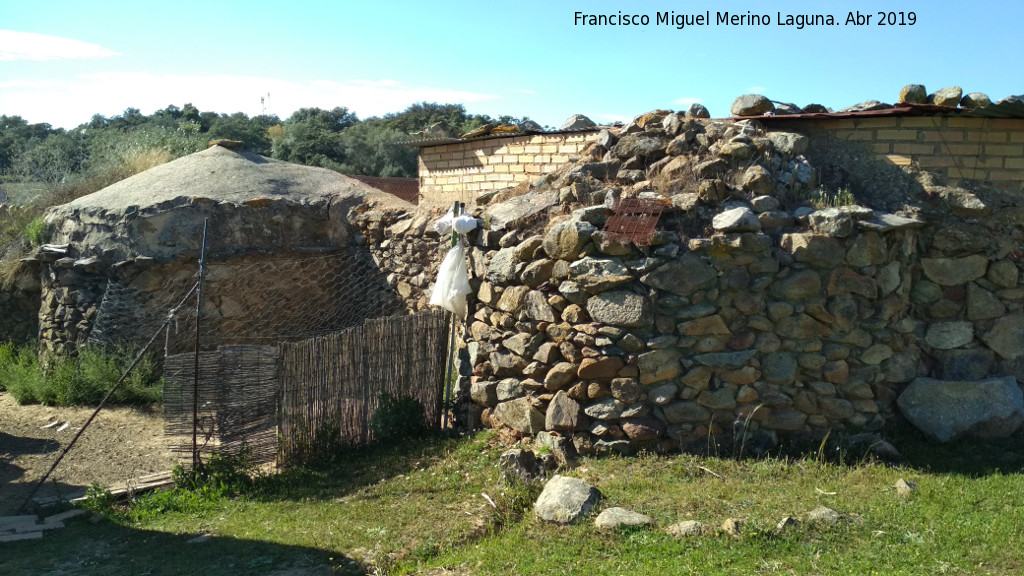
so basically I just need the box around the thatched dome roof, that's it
[59,145,407,212]
[46,146,411,263]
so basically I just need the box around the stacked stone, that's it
[915,223,1024,380]
[412,113,1024,452]
[463,200,939,453]
[355,110,1024,448]
[34,252,106,357]
[352,208,453,313]
[0,271,41,345]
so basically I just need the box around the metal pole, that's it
[440,202,465,429]
[192,218,209,469]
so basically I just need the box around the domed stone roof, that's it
[46,146,410,262]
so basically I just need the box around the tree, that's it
[337,121,417,177]
[206,112,281,154]
[273,107,357,167]
[13,131,87,184]
[106,108,148,130]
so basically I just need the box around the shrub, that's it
[22,216,48,246]
[0,342,162,405]
[172,451,254,497]
[370,392,427,443]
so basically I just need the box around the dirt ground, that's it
[0,392,177,515]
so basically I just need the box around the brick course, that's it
[805,116,1024,190]
[417,115,1024,205]
[418,132,600,205]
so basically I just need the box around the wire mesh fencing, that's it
[123,245,454,467]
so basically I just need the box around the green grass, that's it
[3,429,1023,576]
[0,341,162,405]
[799,186,857,209]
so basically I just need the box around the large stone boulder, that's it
[544,219,596,261]
[897,377,1024,442]
[731,94,774,116]
[560,114,597,131]
[641,254,717,296]
[586,290,652,328]
[712,207,761,233]
[534,475,600,524]
[982,314,1024,360]
[898,84,927,104]
[929,86,963,107]
[492,397,545,435]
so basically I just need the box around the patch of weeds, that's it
[0,341,42,396]
[22,215,48,246]
[485,477,543,533]
[173,451,255,497]
[80,482,117,515]
[0,342,162,405]
[115,452,256,523]
[282,419,349,467]
[370,392,427,444]
[127,485,223,522]
[799,186,856,209]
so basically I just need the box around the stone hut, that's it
[28,145,412,356]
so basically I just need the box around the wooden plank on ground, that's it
[14,520,63,533]
[0,532,44,542]
[0,515,38,530]
[45,509,88,523]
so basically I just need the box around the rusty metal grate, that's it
[602,198,665,245]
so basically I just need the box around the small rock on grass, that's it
[665,520,716,538]
[534,475,600,524]
[805,506,842,526]
[721,517,744,538]
[775,516,799,535]
[594,507,655,529]
[894,478,918,497]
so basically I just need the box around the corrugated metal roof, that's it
[739,101,1024,123]
[399,127,604,148]
[961,98,1024,118]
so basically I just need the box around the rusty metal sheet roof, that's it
[602,198,664,245]
[399,127,605,148]
[741,101,1024,123]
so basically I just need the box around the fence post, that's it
[192,218,209,469]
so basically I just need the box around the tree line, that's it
[0,102,527,191]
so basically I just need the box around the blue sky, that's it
[1,0,1020,130]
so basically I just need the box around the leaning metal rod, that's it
[18,282,200,514]
[192,218,209,469]
[440,202,464,429]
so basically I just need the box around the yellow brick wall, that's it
[417,117,1024,205]
[418,132,600,206]
[808,117,1024,190]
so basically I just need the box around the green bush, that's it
[172,451,254,497]
[370,392,427,443]
[0,342,162,405]
[0,341,44,397]
[22,216,48,246]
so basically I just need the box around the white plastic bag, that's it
[432,207,455,236]
[452,213,478,234]
[430,243,472,317]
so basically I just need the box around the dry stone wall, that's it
[375,111,1024,452]
[0,270,41,346]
